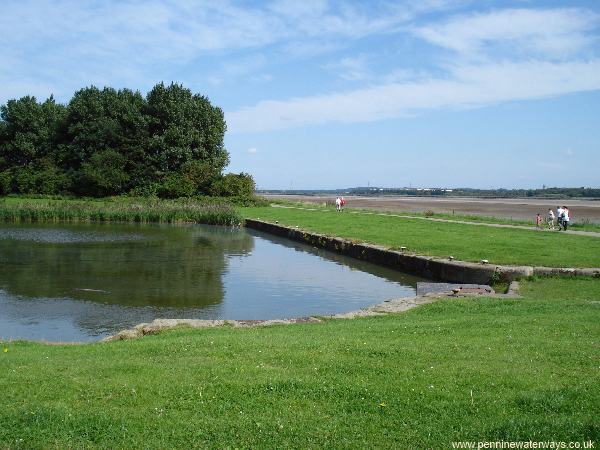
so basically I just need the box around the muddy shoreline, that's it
[264,194,600,223]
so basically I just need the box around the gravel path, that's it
[270,204,600,238]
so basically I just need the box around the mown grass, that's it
[242,206,600,268]
[1,277,598,449]
[270,199,600,231]
[0,196,243,226]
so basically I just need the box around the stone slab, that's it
[416,282,494,296]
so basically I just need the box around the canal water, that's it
[0,222,424,341]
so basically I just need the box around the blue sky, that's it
[2,0,599,189]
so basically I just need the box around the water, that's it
[0,222,424,342]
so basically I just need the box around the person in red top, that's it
[340,197,346,211]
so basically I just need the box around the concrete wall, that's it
[245,219,599,284]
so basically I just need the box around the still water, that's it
[0,222,424,342]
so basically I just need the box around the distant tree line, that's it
[260,187,600,199]
[0,83,254,198]
[452,187,600,198]
[337,187,600,198]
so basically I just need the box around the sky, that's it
[1,0,599,189]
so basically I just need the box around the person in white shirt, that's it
[556,206,564,230]
[335,197,341,212]
[562,207,570,231]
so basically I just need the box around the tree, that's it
[63,86,149,194]
[0,95,68,193]
[145,82,229,189]
[0,95,66,168]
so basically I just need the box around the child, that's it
[536,213,542,228]
[547,208,555,229]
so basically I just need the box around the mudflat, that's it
[264,194,600,223]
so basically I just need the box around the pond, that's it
[0,222,425,342]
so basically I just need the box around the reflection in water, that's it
[0,223,253,307]
[0,223,424,342]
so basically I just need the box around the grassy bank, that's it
[0,196,243,226]
[242,206,600,268]
[1,277,598,448]
[272,199,600,231]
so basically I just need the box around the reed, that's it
[0,197,243,226]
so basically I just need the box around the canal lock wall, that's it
[245,219,600,284]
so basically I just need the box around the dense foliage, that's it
[0,83,255,198]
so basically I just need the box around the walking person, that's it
[547,208,555,229]
[536,213,542,229]
[340,197,346,211]
[556,206,564,230]
[562,206,570,231]
[335,197,341,212]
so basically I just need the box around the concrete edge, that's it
[245,219,600,284]
[102,317,322,342]
[103,284,524,342]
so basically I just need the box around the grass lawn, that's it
[1,277,598,449]
[1,198,599,448]
[241,206,600,268]
[271,199,600,232]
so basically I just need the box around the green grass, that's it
[1,277,598,449]
[1,197,599,447]
[241,206,600,268]
[0,196,243,226]
[271,199,600,231]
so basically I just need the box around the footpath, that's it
[271,204,600,238]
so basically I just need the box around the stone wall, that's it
[245,219,599,284]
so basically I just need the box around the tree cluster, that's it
[0,83,254,198]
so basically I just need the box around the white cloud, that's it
[249,74,274,83]
[226,59,600,133]
[414,8,599,58]
[247,147,258,154]
[324,55,372,81]
[0,0,459,102]
[206,54,268,86]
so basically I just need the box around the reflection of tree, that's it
[0,223,253,308]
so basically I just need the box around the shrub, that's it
[210,172,255,197]
[77,150,130,197]
[0,170,12,194]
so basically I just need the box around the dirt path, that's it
[270,204,600,238]
[265,194,600,224]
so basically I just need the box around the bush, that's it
[210,172,255,197]
[157,173,196,199]
[0,170,12,194]
[77,150,130,197]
